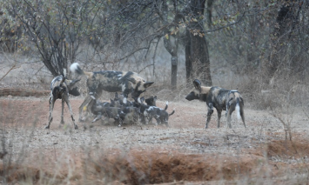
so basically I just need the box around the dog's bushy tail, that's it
[169,109,175,116]
[164,101,168,110]
[70,62,93,79]
[70,63,83,75]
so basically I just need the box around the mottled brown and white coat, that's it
[70,63,154,121]
[185,79,246,129]
[46,75,80,129]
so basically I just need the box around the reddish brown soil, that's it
[0,88,49,97]
[0,94,309,184]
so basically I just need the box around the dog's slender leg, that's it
[79,95,92,121]
[61,99,65,124]
[155,117,160,126]
[92,114,102,123]
[122,82,131,104]
[118,117,123,127]
[217,110,222,128]
[64,97,78,129]
[46,97,55,129]
[206,103,214,129]
[225,102,229,117]
[227,109,232,128]
[240,108,246,128]
[147,116,152,124]
[141,115,146,124]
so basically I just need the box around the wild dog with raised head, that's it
[185,79,245,129]
[46,75,80,129]
[70,63,154,121]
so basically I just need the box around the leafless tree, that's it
[6,0,91,76]
[0,10,22,53]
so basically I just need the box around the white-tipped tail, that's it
[70,62,84,76]
[169,108,175,116]
[70,63,79,72]
[236,103,241,120]
[164,101,169,110]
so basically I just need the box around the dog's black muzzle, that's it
[185,92,196,101]
[131,90,145,101]
[69,87,81,96]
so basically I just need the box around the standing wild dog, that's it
[143,102,175,126]
[46,75,80,129]
[185,79,246,129]
[69,63,154,121]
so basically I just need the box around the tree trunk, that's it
[185,30,192,86]
[161,0,179,89]
[185,0,212,86]
[265,1,302,84]
[163,35,178,89]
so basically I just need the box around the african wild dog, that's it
[46,75,80,129]
[88,96,125,126]
[69,63,154,121]
[185,79,245,129]
[134,98,173,125]
[145,96,157,106]
[89,96,139,126]
[143,102,175,126]
[110,94,140,125]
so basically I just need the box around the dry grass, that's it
[1,54,309,184]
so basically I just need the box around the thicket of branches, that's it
[1,0,309,90]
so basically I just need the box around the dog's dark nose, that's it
[185,94,193,101]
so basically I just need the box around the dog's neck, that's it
[200,86,211,94]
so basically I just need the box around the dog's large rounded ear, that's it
[143,82,154,88]
[193,79,202,91]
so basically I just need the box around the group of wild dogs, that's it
[46,63,246,130]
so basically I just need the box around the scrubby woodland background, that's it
[1,0,309,96]
[1,0,309,184]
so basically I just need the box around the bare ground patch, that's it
[0,96,309,184]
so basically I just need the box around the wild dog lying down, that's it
[89,95,140,126]
[185,79,245,129]
[46,75,80,129]
[88,96,125,126]
[110,95,140,125]
[112,95,157,124]
[70,63,154,121]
